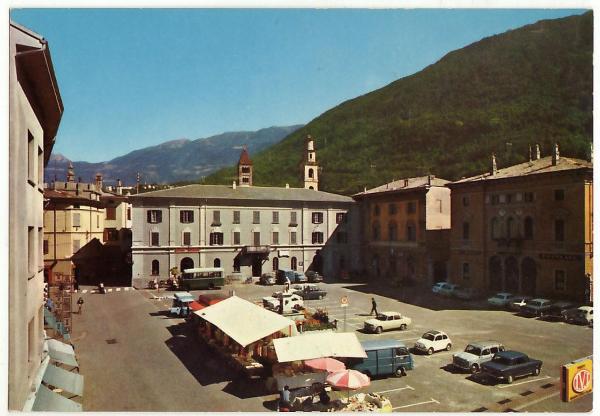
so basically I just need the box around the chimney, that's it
[95,173,103,190]
[66,162,75,183]
[116,178,123,195]
[232,181,236,190]
[491,153,498,175]
[535,144,541,160]
[552,143,560,166]
[528,145,532,162]
[285,183,290,189]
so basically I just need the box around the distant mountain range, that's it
[45,125,303,186]
[206,12,593,195]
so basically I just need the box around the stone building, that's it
[353,176,451,286]
[130,140,359,285]
[448,145,593,302]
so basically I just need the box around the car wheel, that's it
[446,343,452,351]
[376,327,383,334]
[400,324,407,331]
[395,367,406,377]
[507,375,514,384]
[427,348,434,355]
[318,295,323,300]
[470,364,479,374]
[533,367,540,376]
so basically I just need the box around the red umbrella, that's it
[326,369,370,390]
[304,357,346,373]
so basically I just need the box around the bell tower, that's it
[303,135,319,190]
[238,146,253,187]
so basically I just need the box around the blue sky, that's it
[10,8,586,162]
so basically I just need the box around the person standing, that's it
[280,385,291,410]
[77,297,84,314]
[370,297,378,316]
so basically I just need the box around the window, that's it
[233,258,241,272]
[272,257,279,271]
[290,231,297,245]
[555,219,565,242]
[150,232,159,246]
[388,222,398,241]
[73,212,81,227]
[336,212,346,224]
[210,232,224,246]
[233,210,241,224]
[27,227,34,274]
[104,228,118,242]
[291,257,297,271]
[555,270,566,291]
[462,196,470,207]
[253,232,261,246]
[372,222,380,240]
[272,211,279,224]
[242,177,249,184]
[272,232,279,245]
[491,217,500,239]
[406,223,416,241]
[462,263,470,280]
[233,231,241,245]
[491,195,500,205]
[28,318,35,363]
[96,214,100,228]
[183,232,191,246]
[212,210,221,225]
[506,194,513,204]
[290,212,298,226]
[499,194,506,204]
[241,166,250,173]
[554,189,565,201]
[38,227,43,267]
[312,212,323,224]
[180,210,194,223]
[374,204,380,216]
[214,258,221,268]
[336,231,348,244]
[43,239,49,255]
[463,222,470,240]
[147,210,162,224]
[151,260,159,275]
[73,239,80,253]
[253,211,260,224]
[28,131,35,184]
[127,208,131,221]
[389,204,397,215]
[105,207,116,220]
[308,168,314,178]
[506,217,516,238]
[407,202,416,214]
[312,232,324,244]
[38,147,44,186]
[524,217,534,239]
[524,192,534,203]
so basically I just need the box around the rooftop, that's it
[452,155,591,185]
[129,184,353,203]
[353,175,449,198]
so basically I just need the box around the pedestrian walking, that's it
[370,297,379,316]
[77,297,84,314]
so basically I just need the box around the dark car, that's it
[521,298,554,317]
[259,272,276,286]
[480,350,542,384]
[292,284,327,300]
[306,270,324,283]
[539,301,574,321]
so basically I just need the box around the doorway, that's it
[252,257,262,277]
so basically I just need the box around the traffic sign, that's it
[340,296,349,307]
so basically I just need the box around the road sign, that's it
[561,356,593,402]
[340,296,349,307]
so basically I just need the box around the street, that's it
[71,281,593,412]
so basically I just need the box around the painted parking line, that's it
[496,375,551,389]
[116,288,121,292]
[82,290,88,294]
[392,398,439,410]
[107,288,113,293]
[124,287,130,291]
[376,385,414,394]
[421,351,454,359]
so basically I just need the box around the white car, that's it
[363,311,412,334]
[414,330,452,355]
[487,292,515,308]
[262,292,304,313]
[432,282,461,296]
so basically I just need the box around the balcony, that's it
[242,245,270,254]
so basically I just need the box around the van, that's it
[348,339,414,378]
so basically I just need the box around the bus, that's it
[180,267,225,290]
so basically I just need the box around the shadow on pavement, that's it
[440,363,468,375]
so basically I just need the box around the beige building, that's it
[9,21,63,410]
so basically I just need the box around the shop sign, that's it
[561,356,593,402]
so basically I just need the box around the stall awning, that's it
[194,295,297,347]
[32,384,82,412]
[273,332,367,363]
[43,363,84,396]
[47,338,78,368]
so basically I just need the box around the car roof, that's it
[495,350,526,359]
[530,298,550,302]
[423,330,443,336]
[495,292,513,297]
[174,292,194,299]
[361,339,407,350]
[468,340,503,349]
[380,311,400,316]
[579,306,593,312]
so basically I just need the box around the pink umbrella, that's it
[326,369,370,390]
[304,357,346,373]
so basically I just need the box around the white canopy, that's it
[273,332,367,363]
[194,295,297,347]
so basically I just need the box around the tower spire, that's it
[303,135,319,190]
[238,146,253,187]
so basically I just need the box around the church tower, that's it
[303,135,319,190]
[238,147,253,187]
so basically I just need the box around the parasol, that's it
[304,357,346,373]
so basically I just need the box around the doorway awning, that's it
[43,363,84,396]
[32,384,82,412]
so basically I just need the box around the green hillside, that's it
[205,12,593,195]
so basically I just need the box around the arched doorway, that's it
[214,258,221,268]
[489,256,502,291]
[180,257,194,272]
[291,257,297,271]
[521,257,537,296]
[151,260,160,276]
[505,256,519,293]
[272,257,279,271]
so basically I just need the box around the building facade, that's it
[353,176,451,286]
[9,21,63,410]
[448,146,593,302]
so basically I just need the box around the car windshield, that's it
[465,345,482,355]
[492,295,504,300]
[422,333,436,341]
[528,300,542,307]
[376,315,388,321]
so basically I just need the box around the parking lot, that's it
[73,280,593,411]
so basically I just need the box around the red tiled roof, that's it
[238,148,253,165]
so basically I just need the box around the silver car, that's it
[452,341,505,373]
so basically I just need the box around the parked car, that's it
[305,270,324,283]
[169,292,196,317]
[432,282,461,296]
[487,292,515,308]
[539,301,574,321]
[564,306,593,326]
[293,271,308,283]
[509,296,532,312]
[414,330,452,355]
[259,272,276,286]
[276,269,296,285]
[348,339,414,378]
[454,287,481,300]
[452,341,505,374]
[480,350,542,384]
[291,283,327,300]
[521,298,554,317]
[363,312,412,334]
[262,292,304,313]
